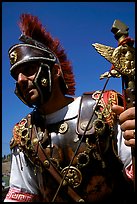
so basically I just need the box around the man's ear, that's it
[53,63,68,94]
[53,64,62,78]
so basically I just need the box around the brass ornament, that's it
[13,118,30,147]
[92,90,118,127]
[100,69,121,80]
[32,138,39,145]
[77,152,90,168]
[43,159,50,168]
[19,118,27,126]
[9,50,18,65]
[28,124,32,129]
[93,119,105,135]
[61,166,82,188]
[20,128,30,146]
[112,45,135,76]
[58,122,68,134]
[92,43,135,77]
[86,137,96,151]
[80,120,92,131]
[41,78,48,87]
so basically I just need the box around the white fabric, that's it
[116,124,132,169]
[43,96,81,124]
[9,147,40,194]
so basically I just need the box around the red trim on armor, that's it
[5,187,39,202]
[92,90,118,126]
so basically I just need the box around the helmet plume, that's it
[18,13,75,95]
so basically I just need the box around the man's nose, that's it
[18,73,28,83]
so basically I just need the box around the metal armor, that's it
[10,90,133,203]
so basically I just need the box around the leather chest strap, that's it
[36,142,84,202]
[27,115,84,202]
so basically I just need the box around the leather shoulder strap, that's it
[76,92,97,135]
[76,89,122,135]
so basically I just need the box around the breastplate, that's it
[11,90,128,202]
[32,91,125,202]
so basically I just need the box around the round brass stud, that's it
[80,120,92,131]
[32,138,38,145]
[61,166,82,188]
[59,122,68,134]
[43,160,50,168]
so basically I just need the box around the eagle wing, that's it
[92,43,115,64]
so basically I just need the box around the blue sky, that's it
[2,2,135,156]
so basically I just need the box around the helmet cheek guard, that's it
[33,63,52,104]
[14,63,53,108]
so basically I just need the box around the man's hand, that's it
[112,105,135,147]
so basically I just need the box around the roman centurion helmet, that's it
[8,13,75,107]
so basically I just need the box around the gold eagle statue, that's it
[92,42,135,79]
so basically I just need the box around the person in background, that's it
[4,13,135,203]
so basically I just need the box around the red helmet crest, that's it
[18,13,75,95]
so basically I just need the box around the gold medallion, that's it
[10,50,18,65]
[58,122,68,134]
[61,166,82,188]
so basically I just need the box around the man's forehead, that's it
[12,62,40,80]
[15,62,39,71]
